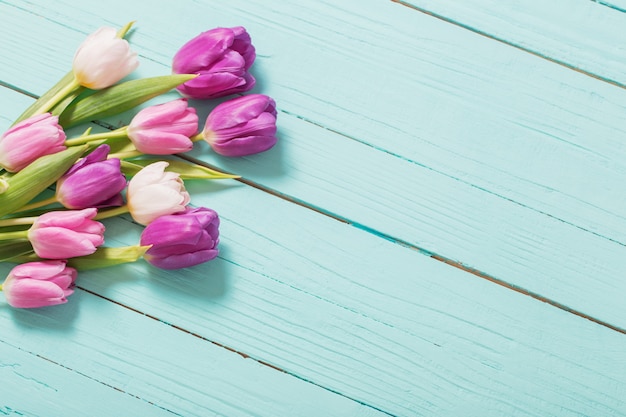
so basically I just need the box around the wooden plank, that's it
[393,0,626,87]
[0,291,387,417]
[2,172,624,416]
[0,340,176,416]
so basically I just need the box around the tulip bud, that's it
[202,94,277,157]
[127,161,190,225]
[56,145,127,209]
[173,26,256,99]
[140,207,219,269]
[127,99,198,154]
[2,261,77,308]
[28,208,105,259]
[0,113,66,172]
[72,26,139,89]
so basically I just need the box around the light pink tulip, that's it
[2,261,77,308]
[127,161,190,225]
[28,208,105,259]
[127,99,198,154]
[73,26,139,89]
[0,113,66,172]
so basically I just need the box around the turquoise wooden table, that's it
[1,0,625,415]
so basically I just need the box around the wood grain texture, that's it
[394,0,626,87]
[0,290,385,417]
[1,1,626,416]
[1,0,625,329]
[1,162,624,416]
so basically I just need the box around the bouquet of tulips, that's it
[0,23,278,309]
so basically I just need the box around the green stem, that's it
[190,133,204,142]
[65,127,129,146]
[95,205,129,220]
[109,150,143,160]
[18,196,59,212]
[33,77,81,116]
[0,230,29,241]
[0,217,37,228]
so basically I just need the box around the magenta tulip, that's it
[127,99,198,154]
[127,161,190,225]
[172,26,256,99]
[28,208,105,259]
[2,261,77,308]
[56,144,126,209]
[202,94,277,156]
[140,207,219,269]
[0,113,66,172]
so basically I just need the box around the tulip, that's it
[140,207,219,269]
[28,208,105,259]
[127,161,190,225]
[127,99,198,154]
[56,144,126,209]
[202,94,277,157]
[172,26,256,99]
[2,261,77,308]
[0,113,66,172]
[73,26,139,89]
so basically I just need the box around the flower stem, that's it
[109,150,143,160]
[95,205,130,220]
[0,230,29,241]
[190,133,204,142]
[65,127,129,146]
[0,217,37,228]
[33,77,81,116]
[18,196,59,212]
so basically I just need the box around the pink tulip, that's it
[2,261,77,308]
[56,144,127,209]
[28,208,105,259]
[0,113,66,172]
[127,99,198,154]
[140,207,220,269]
[172,26,256,99]
[127,161,190,225]
[73,26,139,89]
[203,94,277,156]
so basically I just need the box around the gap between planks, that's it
[77,286,397,417]
[390,0,626,91]
[178,153,626,336]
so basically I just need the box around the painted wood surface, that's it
[395,0,626,87]
[0,0,625,416]
[2,0,625,329]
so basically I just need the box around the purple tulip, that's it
[127,99,198,154]
[28,208,105,259]
[202,94,277,157]
[2,260,77,308]
[56,144,126,209]
[0,113,66,172]
[172,26,256,99]
[127,161,190,225]
[140,207,219,269]
[73,26,139,89]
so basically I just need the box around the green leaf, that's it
[0,241,34,263]
[67,245,150,270]
[58,74,197,128]
[121,158,239,179]
[12,71,82,125]
[0,145,87,218]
